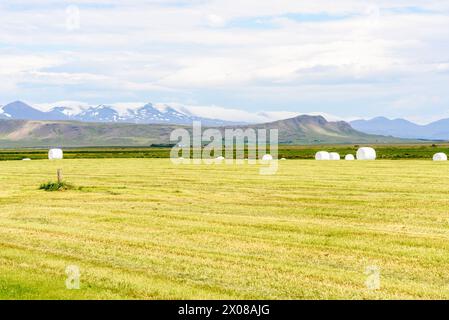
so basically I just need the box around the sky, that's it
[1,0,449,124]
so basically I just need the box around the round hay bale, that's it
[356,147,376,160]
[433,153,447,161]
[329,152,340,160]
[215,156,225,163]
[48,148,63,160]
[345,154,355,161]
[315,151,330,161]
[262,154,273,161]
[280,158,286,161]
[22,158,31,161]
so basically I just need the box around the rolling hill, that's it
[0,115,407,148]
[351,117,449,140]
[243,115,399,144]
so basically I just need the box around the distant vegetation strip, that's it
[1,144,449,161]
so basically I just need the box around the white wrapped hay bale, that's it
[315,151,330,161]
[280,158,286,161]
[48,148,63,160]
[215,156,225,163]
[345,154,355,161]
[22,158,31,161]
[262,154,273,161]
[433,153,447,161]
[329,152,340,161]
[356,147,376,160]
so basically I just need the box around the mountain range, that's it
[0,101,239,126]
[0,115,405,148]
[350,117,449,140]
[1,101,448,143]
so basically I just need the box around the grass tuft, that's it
[39,181,75,192]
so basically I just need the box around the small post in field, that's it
[57,169,63,184]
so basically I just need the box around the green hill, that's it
[0,115,411,148]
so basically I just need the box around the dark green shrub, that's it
[39,181,75,191]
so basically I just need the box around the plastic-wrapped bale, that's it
[48,148,63,160]
[22,158,31,161]
[356,147,376,160]
[329,152,340,160]
[433,153,447,161]
[215,156,225,163]
[280,158,286,161]
[315,151,330,161]
[345,154,355,161]
[262,154,273,161]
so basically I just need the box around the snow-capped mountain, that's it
[44,101,89,118]
[0,101,241,125]
[127,103,174,123]
[0,101,49,120]
[45,107,76,120]
[0,105,8,119]
[77,105,122,122]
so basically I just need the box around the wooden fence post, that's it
[57,169,63,184]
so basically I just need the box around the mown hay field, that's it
[1,159,449,299]
[1,143,449,161]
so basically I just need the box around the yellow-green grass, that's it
[1,159,449,299]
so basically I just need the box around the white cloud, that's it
[0,54,61,75]
[154,102,348,123]
[110,102,146,116]
[206,14,226,27]
[34,101,90,115]
[0,0,448,121]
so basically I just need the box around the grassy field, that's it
[1,143,449,161]
[1,158,449,299]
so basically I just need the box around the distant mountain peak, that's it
[291,114,328,125]
[0,101,241,126]
[350,117,449,140]
[4,101,34,110]
[372,116,390,121]
[2,101,48,120]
